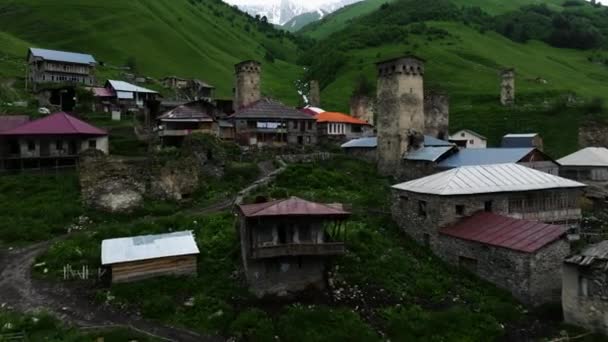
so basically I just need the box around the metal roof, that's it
[316,112,370,125]
[424,135,453,147]
[450,129,487,140]
[501,134,539,148]
[107,80,158,94]
[0,115,30,132]
[158,102,218,122]
[28,47,96,65]
[441,212,567,253]
[558,147,608,167]
[234,98,314,120]
[341,136,377,149]
[89,87,115,97]
[437,148,535,168]
[504,133,539,138]
[238,196,351,218]
[392,163,585,196]
[565,241,608,266]
[101,231,200,265]
[0,112,106,136]
[405,146,454,162]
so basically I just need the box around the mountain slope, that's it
[0,0,303,103]
[282,11,327,32]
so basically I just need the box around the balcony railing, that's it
[159,129,216,137]
[250,242,345,259]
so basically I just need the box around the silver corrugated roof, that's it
[341,136,377,148]
[424,135,453,147]
[405,146,454,162]
[107,80,158,94]
[438,148,534,168]
[392,163,585,196]
[565,241,608,266]
[101,231,199,265]
[558,147,608,167]
[29,47,96,65]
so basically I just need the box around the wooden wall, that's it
[110,255,197,283]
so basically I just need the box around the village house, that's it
[502,133,544,151]
[341,135,452,164]
[101,231,199,284]
[0,112,108,171]
[162,76,215,101]
[558,147,608,182]
[449,129,487,149]
[161,76,189,89]
[562,241,608,335]
[105,80,159,112]
[157,100,224,146]
[315,111,373,144]
[391,163,586,305]
[26,47,97,91]
[88,87,116,113]
[237,197,350,297]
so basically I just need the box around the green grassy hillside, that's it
[0,0,303,104]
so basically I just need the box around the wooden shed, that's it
[101,231,199,284]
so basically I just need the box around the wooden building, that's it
[237,197,350,297]
[558,147,608,182]
[105,80,159,112]
[157,100,223,146]
[315,111,373,145]
[27,47,97,91]
[101,231,200,284]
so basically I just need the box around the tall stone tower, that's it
[234,60,262,110]
[350,95,375,125]
[424,91,450,140]
[500,68,515,106]
[376,56,426,176]
[308,80,321,107]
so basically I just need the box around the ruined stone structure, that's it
[500,68,515,106]
[579,119,608,148]
[237,197,349,297]
[563,241,608,335]
[424,91,450,140]
[234,60,262,110]
[376,56,426,176]
[349,95,375,126]
[308,80,321,108]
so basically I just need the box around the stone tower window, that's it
[418,201,427,218]
[455,205,465,216]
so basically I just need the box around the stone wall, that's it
[529,239,570,304]
[308,80,321,108]
[344,148,377,163]
[350,95,375,125]
[563,262,608,334]
[424,92,449,140]
[579,120,608,148]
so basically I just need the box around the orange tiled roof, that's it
[315,112,370,125]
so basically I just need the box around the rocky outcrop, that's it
[579,119,608,148]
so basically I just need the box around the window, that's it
[293,121,299,129]
[455,205,465,216]
[299,224,312,242]
[88,140,96,149]
[423,233,430,247]
[418,201,427,218]
[469,139,474,145]
[305,136,311,144]
[400,195,409,210]
[484,201,493,212]
[27,141,36,151]
[307,121,313,130]
[56,140,63,151]
[352,125,362,133]
[461,132,465,137]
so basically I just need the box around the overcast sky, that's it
[224,0,351,9]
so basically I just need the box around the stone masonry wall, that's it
[424,92,449,140]
[529,239,570,305]
[563,263,608,335]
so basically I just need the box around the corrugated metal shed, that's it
[558,147,608,167]
[441,212,567,253]
[234,98,314,120]
[502,133,539,148]
[107,80,158,94]
[341,137,377,149]
[101,231,200,266]
[392,163,585,196]
[239,197,351,218]
[565,240,608,266]
[28,47,96,65]
[437,148,534,168]
[405,146,454,162]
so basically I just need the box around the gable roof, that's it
[502,133,540,148]
[341,136,377,149]
[0,112,107,136]
[441,212,567,253]
[558,147,608,167]
[450,129,487,140]
[238,197,350,218]
[0,115,30,132]
[315,112,370,125]
[158,102,217,122]
[437,148,536,168]
[89,87,115,97]
[234,98,314,120]
[107,80,158,94]
[101,231,200,265]
[392,163,585,196]
[405,146,455,162]
[300,106,325,116]
[28,47,96,65]
[424,135,453,147]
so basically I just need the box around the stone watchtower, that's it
[424,91,450,140]
[234,60,262,110]
[308,80,321,108]
[376,56,426,176]
[500,68,515,106]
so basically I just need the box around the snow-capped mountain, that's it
[224,0,362,26]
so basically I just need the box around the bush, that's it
[229,309,274,341]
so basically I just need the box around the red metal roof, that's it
[238,196,351,218]
[90,87,115,97]
[440,212,567,253]
[0,112,107,136]
[0,115,30,132]
[315,112,370,125]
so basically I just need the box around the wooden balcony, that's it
[251,242,345,259]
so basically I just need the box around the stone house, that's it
[161,76,189,89]
[162,77,215,101]
[27,47,97,91]
[157,100,224,146]
[101,231,199,283]
[563,241,608,335]
[502,133,544,151]
[391,163,586,305]
[0,112,108,171]
[341,137,378,163]
[558,147,608,182]
[315,111,373,145]
[449,129,487,149]
[237,197,350,297]
[232,98,317,147]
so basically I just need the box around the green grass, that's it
[0,0,303,104]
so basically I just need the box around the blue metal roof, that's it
[341,136,377,148]
[424,135,452,147]
[29,48,96,65]
[438,148,534,168]
[501,134,538,148]
[405,146,455,162]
